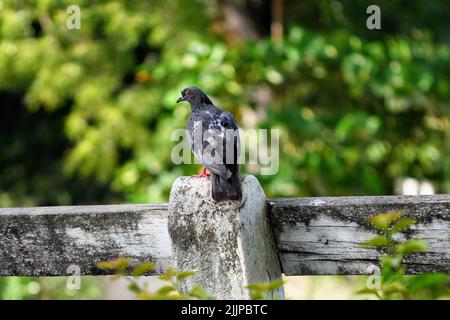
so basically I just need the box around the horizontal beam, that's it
[0,194,449,276]
[269,195,450,275]
[0,204,172,276]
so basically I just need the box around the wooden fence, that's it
[0,176,449,299]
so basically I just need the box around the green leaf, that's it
[159,267,176,281]
[137,292,154,300]
[267,279,284,290]
[249,291,264,300]
[396,240,428,255]
[355,288,380,298]
[382,282,407,295]
[363,235,389,247]
[176,271,196,281]
[244,280,283,299]
[380,256,404,281]
[406,274,449,293]
[96,257,131,272]
[128,282,141,294]
[96,261,116,271]
[132,262,156,276]
[392,218,416,233]
[116,257,132,274]
[189,286,214,300]
[369,212,403,231]
[157,285,176,295]
[245,283,268,290]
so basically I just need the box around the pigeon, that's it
[177,87,242,201]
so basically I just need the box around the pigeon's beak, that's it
[176,96,187,103]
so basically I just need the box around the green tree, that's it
[0,0,448,201]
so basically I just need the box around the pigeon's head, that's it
[176,87,213,106]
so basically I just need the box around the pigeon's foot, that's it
[192,167,210,178]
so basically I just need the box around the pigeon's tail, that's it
[211,174,241,202]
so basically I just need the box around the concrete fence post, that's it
[168,175,284,300]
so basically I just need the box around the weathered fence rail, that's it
[0,176,449,299]
[0,204,172,276]
[270,195,450,275]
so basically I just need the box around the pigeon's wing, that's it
[218,111,240,164]
[188,109,239,179]
[187,110,230,178]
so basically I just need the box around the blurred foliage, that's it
[97,257,214,299]
[97,257,283,300]
[0,276,102,299]
[0,0,448,205]
[245,279,284,300]
[358,212,450,299]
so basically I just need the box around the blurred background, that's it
[0,0,449,299]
